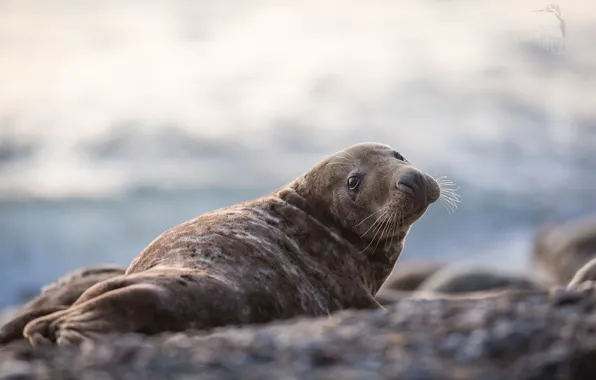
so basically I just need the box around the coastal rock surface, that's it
[3,284,596,379]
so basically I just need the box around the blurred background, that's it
[0,0,594,307]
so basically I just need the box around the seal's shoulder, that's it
[126,195,294,273]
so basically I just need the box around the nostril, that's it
[397,172,423,197]
[411,171,423,187]
[398,182,415,196]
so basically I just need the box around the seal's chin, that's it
[399,204,429,225]
[374,205,429,240]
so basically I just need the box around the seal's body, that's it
[532,216,596,284]
[380,261,445,292]
[22,142,441,346]
[416,263,547,294]
[568,257,596,287]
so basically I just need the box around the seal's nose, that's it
[397,171,427,203]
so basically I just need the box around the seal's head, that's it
[292,142,440,247]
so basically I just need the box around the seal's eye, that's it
[393,151,406,161]
[347,175,361,191]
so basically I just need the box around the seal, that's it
[374,288,415,307]
[532,216,596,284]
[374,262,547,307]
[22,142,441,346]
[568,257,596,287]
[416,262,547,294]
[0,265,126,344]
[379,261,445,292]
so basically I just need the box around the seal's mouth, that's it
[377,205,427,235]
[401,204,429,225]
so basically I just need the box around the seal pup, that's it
[23,142,441,346]
[0,265,126,344]
[532,216,596,284]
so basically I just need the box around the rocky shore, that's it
[2,216,595,379]
[3,284,596,380]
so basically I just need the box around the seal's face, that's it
[297,143,440,244]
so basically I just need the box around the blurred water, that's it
[0,0,595,306]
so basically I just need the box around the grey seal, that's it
[23,142,441,346]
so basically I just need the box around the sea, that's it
[0,0,595,307]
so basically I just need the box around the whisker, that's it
[360,212,390,253]
[355,208,385,227]
[328,157,352,164]
[341,150,357,160]
[360,210,388,238]
[440,195,458,206]
[386,215,397,249]
[439,196,459,213]
[432,174,461,214]
[440,199,455,214]
[332,158,351,164]
[361,217,386,253]
[441,190,461,201]
[434,175,459,186]
[441,195,461,205]
[373,214,391,253]
[362,211,387,237]
[439,200,449,212]
[326,159,354,167]
[438,183,458,190]
[371,213,391,252]
[439,186,460,193]
[335,151,354,162]
[441,185,460,191]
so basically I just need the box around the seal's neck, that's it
[276,181,406,295]
[275,183,346,240]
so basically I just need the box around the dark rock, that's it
[4,285,596,379]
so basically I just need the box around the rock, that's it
[4,285,596,379]
[532,215,596,284]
